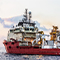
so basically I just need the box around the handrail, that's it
[10,38,17,42]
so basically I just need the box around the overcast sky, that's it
[0,0,60,28]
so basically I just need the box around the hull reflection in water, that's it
[0,52,60,60]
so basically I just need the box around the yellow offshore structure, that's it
[50,26,59,41]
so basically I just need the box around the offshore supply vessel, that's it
[3,9,60,55]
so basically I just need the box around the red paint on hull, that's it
[3,40,60,55]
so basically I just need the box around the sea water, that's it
[0,47,60,60]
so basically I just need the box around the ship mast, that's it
[25,9,28,21]
[18,9,35,27]
[29,11,31,23]
[24,9,32,23]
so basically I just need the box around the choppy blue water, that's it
[0,47,60,60]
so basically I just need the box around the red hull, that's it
[3,40,60,55]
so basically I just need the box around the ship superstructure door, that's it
[57,32,60,48]
[57,33,60,41]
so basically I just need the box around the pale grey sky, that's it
[0,0,60,17]
[0,0,60,28]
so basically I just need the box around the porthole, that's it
[5,43,7,45]
[16,46,19,48]
[9,46,11,49]
[11,42,14,45]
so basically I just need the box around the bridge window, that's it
[25,28,29,31]
[30,28,34,31]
